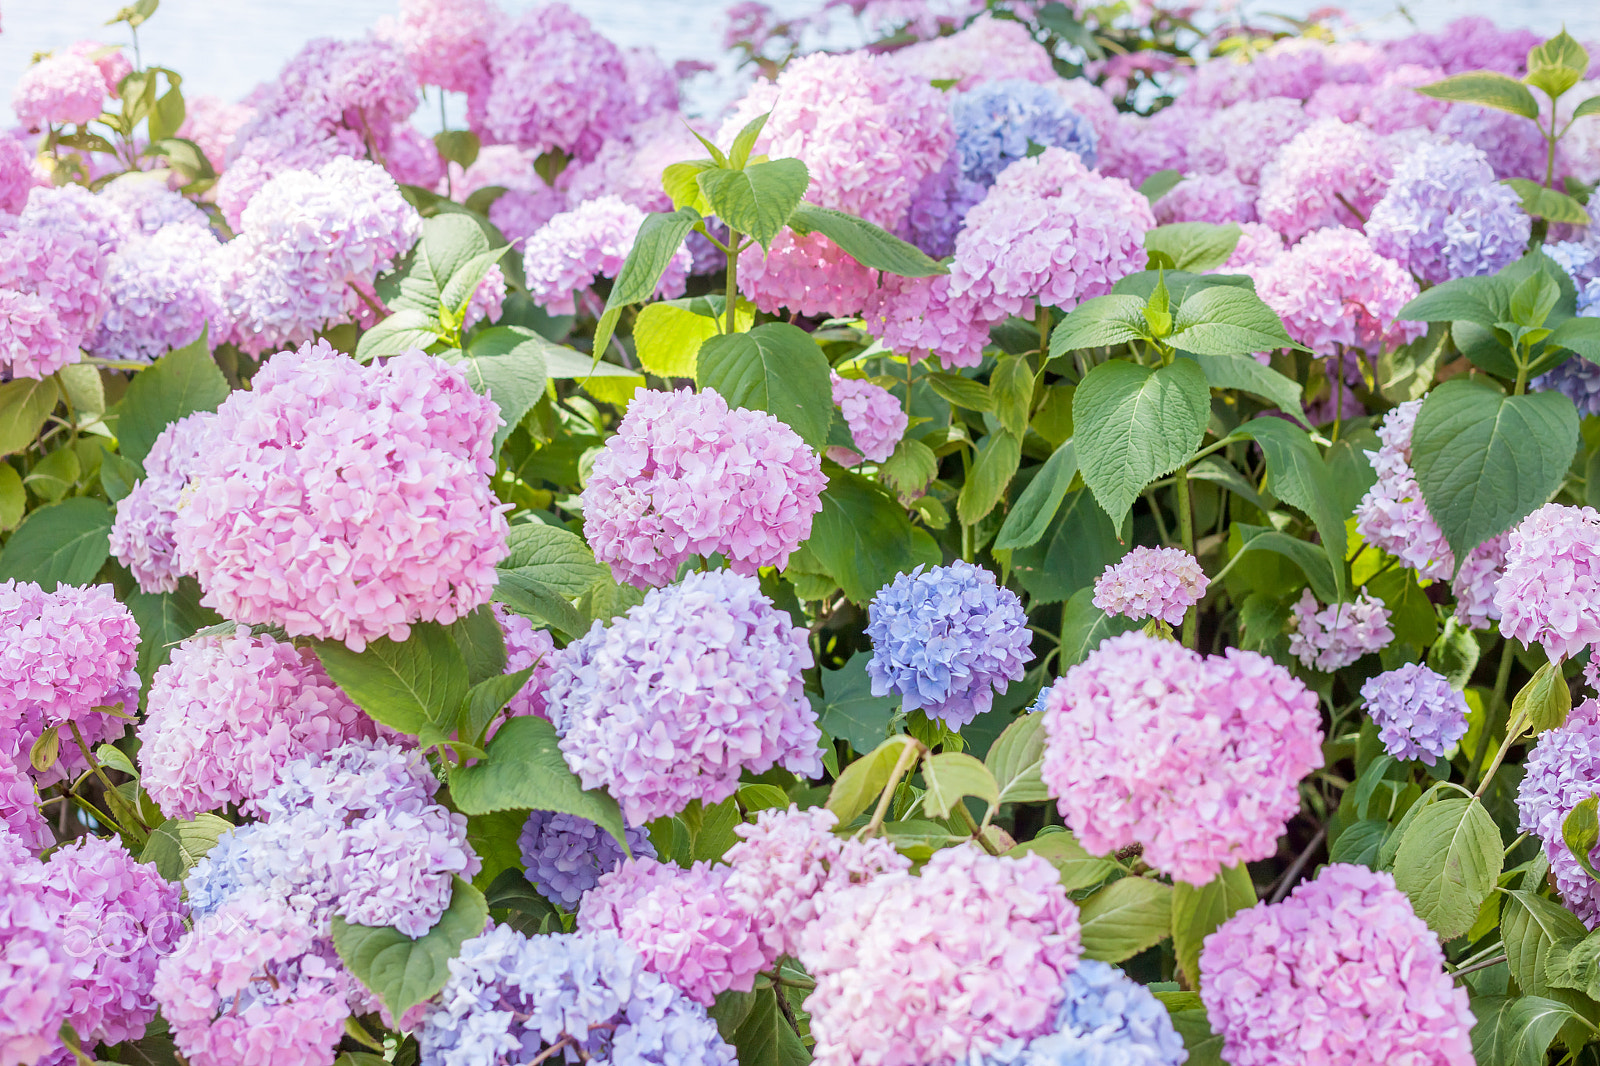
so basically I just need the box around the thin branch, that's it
[1269,824,1327,904]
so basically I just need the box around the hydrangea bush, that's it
[4,3,1600,1065]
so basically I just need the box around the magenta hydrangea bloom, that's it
[799,846,1082,1066]
[522,195,689,315]
[0,845,74,1066]
[153,890,352,1066]
[885,14,1054,90]
[0,214,109,379]
[1200,864,1474,1066]
[0,762,49,853]
[861,272,998,369]
[0,136,42,216]
[172,340,509,651]
[12,51,105,128]
[1041,632,1324,884]
[518,811,656,908]
[723,805,908,966]
[580,387,825,589]
[377,0,493,94]
[1256,120,1393,243]
[579,858,764,1006]
[827,372,907,466]
[547,569,821,825]
[1093,546,1210,627]
[1249,227,1422,358]
[1495,503,1600,661]
[493,604,556,726]
[40,836,185,1049]
[1186,98,1311,186]
[1288,589,1394,672]
[1359,663,1470,765]
[1155,172,1257,225]
[950,148,1154,320]
[139,626,378,820]
[109,412,212,595]
[1519,699,1600,925]
[177,95,255,173]
[865,560,1034,728]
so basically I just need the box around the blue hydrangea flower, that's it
[419,926,736,1066]
[866,560,1034,728]
[518,810,658,907]
[968,960,1189,1066]
[952,79,1098,186]
[1359,663,1471,765]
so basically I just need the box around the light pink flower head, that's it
[1495,503,1600,661]
[861,272,1000,369]
[827,371,907,465]
[523,195,690,315]
[1256,119,1394,242]
[1288,588,1394,672]
[1093,546,1209,627]
[1248,227,1422,358]
[12,51,105,128]
[885,14,1054,91]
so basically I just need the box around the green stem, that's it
[724,231,742,334]
[1514,340,1531,396]
[955,798,1002,855]
[863,739,923,839]
[1468,641,1519,789]
[1175,463,1197,649]
[1035,304,1052,361]
[1474,708,1528,800]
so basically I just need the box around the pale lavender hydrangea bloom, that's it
[522,195,690,315]
[1359,663,1470,765]
[861,272,999,369]
[1288,589,1394,671]
[1495,503,1600,661]
[1532,241,1600,412]
[1384,16,1539,77]
[1439,102,1550,181]
[546,570,822,825]
[966,960,1187,1066]
[517,811,656,907]
[898,155,986,260]
[493,604,556,726]
[1155,171,1257,225]
[0,134,42,215]
[1533,358,1600,417]
[1366,141,1530,284]
[1520,699,1600,925]
[1200,864,1474,1066]
[1093,547,1209,627]
[109,412,213,594]
[866,560,1034,728]
[828,371,907,465]
[418,927,735,1066]
[0,841,75,1066]
[0,206,110,379]
[89,222,225,363]
[951,78,1098,186]
[1187,98,1313,186]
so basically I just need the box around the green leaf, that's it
[1470,995,1581,1066]
[604,206,703,311]
[0,497,113,590]
[1548,929,1600,1000]
[696,322,833,449]
[1563,795,1600,882]
[140,813,232,880]
[1367,566,1439,650]
[314,623,469,738]
[1187,353,1310,428]
[1503,889,1589,996]
[1238,418,1350,598]
[1411,377,1578,568]
[925,372,993,411]
[878,437,938,498]
[461,666,535,743]
[1418,71,1540,118]
[440,246,513,319]
[921,752,1000,819]
[499,522,606,598]
[986,713,1049,805]
[725,986,811,1066]
[332,876,489,1020]
[803,466,941,604]
[1514,657,1574,735]
[1574,95,1600,120]
[1138,169,1183,202]
[826,734,917,825]
[1391,796,1503,940]
[1047,295,1150,357]
[681,798,743,864]
[816,653,897,754]
[632,299,750,378]
[786,202,946,277]
[1171,864,1256,988]
[456,331,549,455]
[127,579,220,692]
[728,112,769,170]
[1502,178,1592,225]
[1398,274,1504,327]
[1007,829,1119,891]
[111,334,229,464]
[1525,30,1590,99]
[492,571,587,642]
[1057,585,1140,668]
[697,158,809,247]
[447,716,629,852]
[1171,284,1303,355]
[662,160,715,214]
[1077,877,1174,963]
[1073,358,1209,526]
[356,309,441,362]
[1144,222,1241,273]
[1329,819,1390,868]
[1548,317,1600,362]
[448,605,506,687]
[1428,616,1482,689]
[539,343,645,406]
[433,129,480,170]
[0,378,59,457]
[1168,1008,1226,1066]
[991,354,1034,439]
[1011,488,1125,605]
[955,430,1022,526]
[995,440,1077,551]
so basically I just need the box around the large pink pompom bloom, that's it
[861,273,998,369]
[1257,120,1394,242]
[1155,172,1257,225]
[1519,699,1600,925]
[828,372,906,465]
[1200,864,1474,1066]
[1288,589,1394,672]
[738,229,881,318]
[110,412,213,594]
[12,51,105,128]
[580,387,825,589]
[1249,227,1422,358]
[0,213,109,379]
[1495,503,1600,661]
[0,845,74,1066]
[89,222,225,365]
[1093,546,1209,627]
[1306,64,1452,135]
[1186,98,1311,186]
[171,340,510,651]
[1041,632,1323,884]
[949,147,1154,320]
[0,762,50,853]
[1223,222,1286,271]
[546,569,822,826]
[522,195,689,315]
[885,14,1054,90]
[139,626,377,820]
[723,804,908,966]
[799,847,1082,1066]
[377,0,493,95]
[579,859,764,1006]
[1098,108,1191,187]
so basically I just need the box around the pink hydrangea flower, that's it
[1185,38,1340,110]
[723,804,908,966]
[492,604,556,726]
[89,222,225,365]
[1519,699,1600,925]
[561,114,709,214]
[1201,863,1473,1066]
[0,212,110,379]
[827,372,907,465]
[0,845,74,1066]
[861,272,999,369]
[580,387,825,589]
[949,147,1155,321]
[1256,119,1394,242]
[1249,227,1422,357]
[578,859,764,1006]
[109,412,213,594]
[12,51,105,128]
[885,14,1055,90]
[1384,16,1539,76]
[376,0,493,95]
[1452,533,1511,631]
[139,626,378,820]
[546,569,822,825]
[1155,172,1257,225]
[1223,222,1286,271]
[0,761,50,853]
[738,229,882,318]
[1288,588,1394,671]
[1040,631,1324,884]
[1098,108,1191,187]
[176,95,255,174]
[1186,98,1311,186]
[0,135,43,215]
[522,195,689,315]
[1093,546,1210,626]
[799,846,1082,1066]
[1495,503,1600,661]
[1306,64,1452,134]
[171,340,510,651]
[382,124,445,189]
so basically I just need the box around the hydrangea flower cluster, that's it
[1256,119,1393,242]
[1249,227,1422,357]
[1155,171,1257,225]
[523,195,690,315]
[12,49,107,128]
[951,78,1098,185]
[1359,663,1471,765]
[493,604,557,725]
[798,847,1082,1066]
[109,412,212,594]
[1533,356,1600,417]
[827,371,907,465]
[0,842,74,1066]
[1519,699,1600,925]
[172,339,509,651]
[1199,864,1474,1065]
[377,0,494,95]
[1494,503,1600,661]
[1185,98,1310,186]
[1288,589,1394,671]
[970,960,1188,1066]
[546,569,822,825]
[90,221,224,364]
[886,14,1055,90]
[1093,547,1210,627]
[0,203,109,379]
[865,561,1034,728]
[1041,632,1324,884]
[580,387,825,588]
[1438,102,1550,181]
[517,811,656,907]
[0,761,50,852]
[860,272,998,369]
[418,927,735,1066]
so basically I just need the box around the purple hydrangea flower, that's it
[967,959,1187,1066]
[1519,699,1600,925]
[1092,546,1209,627]
[1359,663,1470,765]
[828,371,907,466]
[0,842,75,1066]
[109,412,214,595]
[517,811,657,907]
[1494,503,1600,661]
[952,78,1098,186]
[1288,589,1394,672]
[522,195,690,315]
[1534,357,1600,417]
